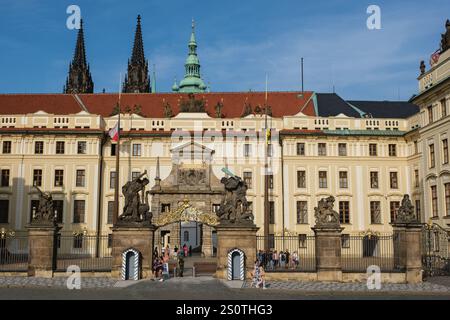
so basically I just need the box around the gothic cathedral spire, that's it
[64,19,94,94]
[122,15,151,93]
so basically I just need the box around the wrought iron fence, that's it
[56,233,112,272]
[0,231,28,272]
[422,223,450,277]
[256,235,316,272]
[341,234,398,272]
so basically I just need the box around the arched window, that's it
[184,231,189,242]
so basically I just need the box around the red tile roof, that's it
[0,94,83,115]
[0,92,316,118]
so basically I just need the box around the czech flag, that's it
[108,122,119,142]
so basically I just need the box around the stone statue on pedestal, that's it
[217,170,253,224]
[314,196,340,228]
[31,185,56,225]
[118,170,152,224]
[394,194,417,223]
[441,19,450,53]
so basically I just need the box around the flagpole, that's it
[264,74,270,253]
[113,74,122,226]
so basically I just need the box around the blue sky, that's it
[0,0,448,100]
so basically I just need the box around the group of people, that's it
[152,244,193,280]
[256,249,300,270]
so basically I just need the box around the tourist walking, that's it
[183,243,188,257]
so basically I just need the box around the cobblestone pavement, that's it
[0,277,118,288]
[242,278,450,293]
[0,276,449,299]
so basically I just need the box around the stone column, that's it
[26,224,60,278]
[201,224,213,257]
[111,224,156,279]
[392,222,423,283]
[215,224,259,280]
[312,226,344,282]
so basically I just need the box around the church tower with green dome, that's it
[173,20,207,93]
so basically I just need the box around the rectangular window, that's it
[30,200,39,221]
[297,143,305,156]
[73,200,85,223]
[131,171,141,181]
[445,183,450,217]
[111,144,116,156]
[388,144,397,157]
[76,170,85,187]
[54,170,64,187]
[341,234,350,248]
[416,200,421,221]
[428,105,433,124]
[77,141,87,154]
[2,141,11,154]
[296,201,308,224]
[243,172,252,189]
[212,204,221,214]
[370,171,379,189]
[431,186,438,217]
[35,141,44,154]
[442,99,447,118]
[73,234,83,249]
[110,172,116,189]
[54,200,63,224]
[339,171,348,188]
[33,169,42,187]
[338,143,347,156]
[390,201,400,222]
[1,169,9,187]
[390,172,398,189]
[414,140,418,154]
[297,170,306,188]
[443,139,449,164]
[56,141,65,154]
[430,144,435,168]
[161,203,171,213]
[269,201,275,224]
[370,201,381,224]
[268,174,273,189]
[369,143,377,156]
[318,143,327,156]
[318,171,327,188]
[107,201,114,224]
[415,169,420,188]
[0,200,8,223]
[339,201,350,224]
[132,144,141,156]
[244,144,251,157]
[298,234,307,248]
[108,234,113,248]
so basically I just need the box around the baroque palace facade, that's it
[0,17,449,252]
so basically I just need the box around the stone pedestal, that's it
[312,226,344,282]
[392,222,423,283]
[201,224,213,257]
[215,223,259,280]
[26,224,60,278]
[111,224,156,280]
